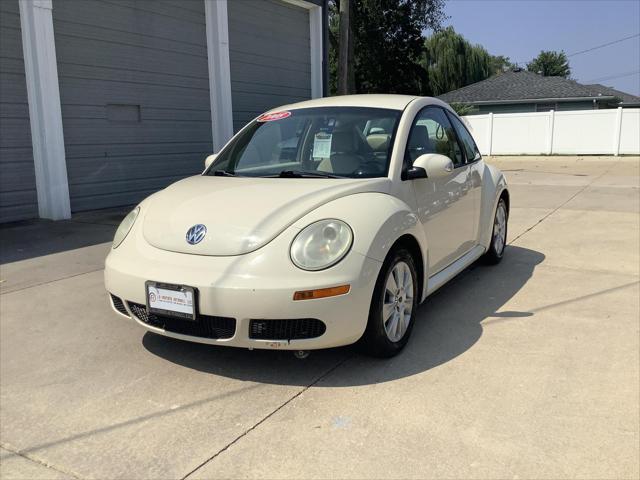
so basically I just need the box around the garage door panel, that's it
[227,29,309,58]
[0,102,29,120]
[68,188,166,212]
[54,36,208,80]
[231,65,310,95]
[0,25,21,57]
[231,94,310,116]
[0,192,39,223]
[228,0,312,131]
[230,80,310,99]
[0,161,40,192]
[0,119,33,149]
[60,119,211,146]
[0,57,26,77]
[99,0,206,26]
[0,0,38,223]
[0,71,31,102]
[68,175,187,211]
[64,142,212,161]
[0,147,32,165]
[60,105,211,123]
[53,20,207,60]
[57,63,209,91]
[229,49,311,75]
[54,0,212,212]
[229,0,310,38]
[54,77,209,112]
[53,0,206,45]
[66,153,204,183]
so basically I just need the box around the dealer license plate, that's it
[146,281,196,320]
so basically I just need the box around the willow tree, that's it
[421,27,494,96]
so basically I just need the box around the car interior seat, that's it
[318,130,364,174]
[407,125,434,163]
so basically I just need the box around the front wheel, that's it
[360,248,418,357]
[483,198,508,264]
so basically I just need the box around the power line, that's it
[567,33,640,57]
[584,70,640,83]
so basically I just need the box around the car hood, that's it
[142,175,391,256]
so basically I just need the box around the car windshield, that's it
[207,107,401,178]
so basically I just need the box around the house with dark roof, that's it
[438,68,640,115]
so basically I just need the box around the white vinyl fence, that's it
[463,107,639,156]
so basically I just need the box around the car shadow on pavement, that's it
[142,246,545,386]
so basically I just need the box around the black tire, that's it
[360,248,418,358]
[483,198,508,265]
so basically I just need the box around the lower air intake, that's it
[128,302,235,340]
[249,318,326,341]
[110,294,129,316]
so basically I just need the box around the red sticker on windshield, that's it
[257,111,291,122]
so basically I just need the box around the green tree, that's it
[450,102,476,116]
[526,50,571,77]
[421,27,494,96]
[328,0,446,95]
[489,55,516,75]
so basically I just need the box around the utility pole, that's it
[337,0,350,95]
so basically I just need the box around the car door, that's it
[446,111,484,244]
[405,106,476,274]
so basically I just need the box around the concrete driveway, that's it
[1,156,638,480]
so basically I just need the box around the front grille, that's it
[110,294,129,316]
[128,302,235,339]
[249,318,326,341]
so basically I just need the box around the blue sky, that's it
[443,0,640,95]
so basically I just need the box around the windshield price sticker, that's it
[257,111,291,122]
[312,132,332,159]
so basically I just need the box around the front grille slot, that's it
[249,318,326,341]
[110,294,129,316]
[128,302,235,339]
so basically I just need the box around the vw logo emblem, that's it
[185,224,207,245]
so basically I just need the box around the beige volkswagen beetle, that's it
[105,95,509,358]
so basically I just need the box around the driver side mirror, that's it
[204,153,217,170]
[411,153,454,179]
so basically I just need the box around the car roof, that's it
[269,94,422,112]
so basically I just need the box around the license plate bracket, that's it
[146,281,196,321]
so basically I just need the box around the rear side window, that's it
[447,113,480,163]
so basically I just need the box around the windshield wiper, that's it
[277,170,342,179]
[211,169,235,177]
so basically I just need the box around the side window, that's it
[447,112,480,163]
[405,107,464,168]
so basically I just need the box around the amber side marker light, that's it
[293,285,350,301]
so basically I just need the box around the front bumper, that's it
[104,222,382,350]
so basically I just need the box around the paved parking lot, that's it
[1,156,638,479]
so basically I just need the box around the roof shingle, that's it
[438,69,640,105]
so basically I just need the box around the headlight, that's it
[290,219,353,271]
[112,207,140,249]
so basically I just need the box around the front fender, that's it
[292,191,428,294]
[479,163,508,248]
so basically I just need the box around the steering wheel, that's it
[435,124,446,140]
